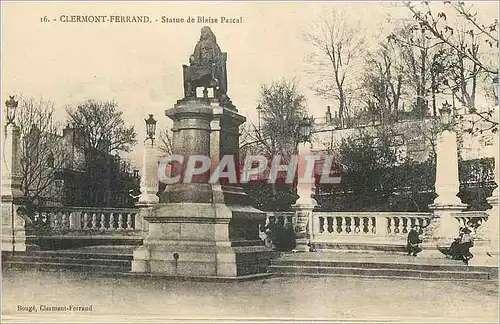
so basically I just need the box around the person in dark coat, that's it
[407,225,423,256]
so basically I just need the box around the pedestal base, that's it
[1,200,27,253]
[132,202,275,277]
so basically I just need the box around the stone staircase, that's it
[1,246,134,273]
[3,248,498,281]
[268,252,498,281]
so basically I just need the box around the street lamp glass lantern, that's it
[299,116,312,142]
[145,114,157,140]
[439,101,452,126]
[5,95,18,125]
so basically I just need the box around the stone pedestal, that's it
[420,127,466,257]
[469,126,499,266]
[132,99,274,277]
[468,198,498,266]
[292,142,317,252]
[1,123,27,252]
[137,143,160,205]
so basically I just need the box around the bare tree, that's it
[15,97,70,205]
[361,41,405,125]
[157,127,173,155]
[305,7,365,128]
[388,22,449,117]
[403,1,498,133]
[404,1,498,75]
[66,100,137,153]
[258,79,308,159]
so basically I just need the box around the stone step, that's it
[5,255,131,267]
[2,261,129,273]
[268,265,492,280]
[19,250,133,261]
[270,259,491,273]
[2,246,134,273]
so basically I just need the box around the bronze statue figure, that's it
[183,26,230,106]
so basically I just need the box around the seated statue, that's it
[183,26,229,105]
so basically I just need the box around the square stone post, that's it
[469,106,499,266]
[1,122,27,252]
[292,142,317,252]
[131,140,159,272]
[421,127,466,258]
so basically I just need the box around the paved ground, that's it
[2,269,498,323]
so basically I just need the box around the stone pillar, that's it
[1,123,27,252]
[292,142,317,252]
[422,128,466,257]
[469,105,499,266]
[132,99,273,277]
[137,141,160,205]
[132,140,159,236]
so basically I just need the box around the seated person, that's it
[459,227,474,264]
[450,227,474,263]
[407,225,423,256]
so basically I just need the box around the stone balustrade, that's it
[311,212,434,245]
[31,207,142,233]
[452,211,489,234]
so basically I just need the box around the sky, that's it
[2,1,498,168]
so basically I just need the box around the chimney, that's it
[325,106,332,123]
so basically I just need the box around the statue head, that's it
[200,26,217,43]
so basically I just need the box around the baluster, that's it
[43,212,49,228]
[345,217,352,234]
[387,217,392,234]
[354,217,360,234]
[109,213,116,230]
[126,213,133,230]
[100,213,106,229]
[394,217,400,234]
[68,211,75,229]
[61,212,68,229]
[327,217,333,233]
[118,213,124,230]
[371,217,377,234]
[91,213,98,229]
[53,212,60,229]
[362,217,369,234]
[83,213,89,229]
[319,217,324,233]
[336,217,343,233]
[402,217,408,234]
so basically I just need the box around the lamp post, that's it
[256,104,262,134]
[5,95,18,127]
[292,115,317,252]
[145,114,157,147]
[2,95,26,252]
[137,114,159,206]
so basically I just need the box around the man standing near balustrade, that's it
[407,225,423,256]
